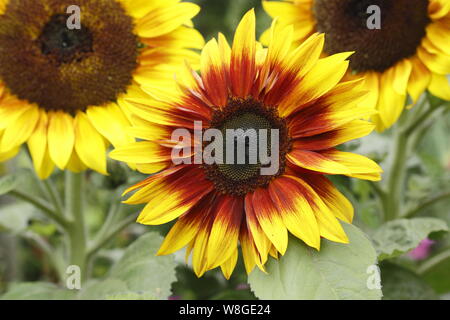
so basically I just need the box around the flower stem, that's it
[384,127,408,221]
[9,190,68,229]
[87,212,138,259]
[403,192,450,218]
[65,171,87,283]
[382,98,446,222]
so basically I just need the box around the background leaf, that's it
[381,262,437,300]
[372,218,449,261]
[248,223,382,300]
[0,203,34,234]
[79,232,177,300]
[0,282,75,300]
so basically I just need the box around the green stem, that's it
[87,213,138,259]
[384,127,408,221]
[92,195,122,246]
[382,99,446,222]
[403,192,450,218]
[42,179,64,217]
[9,190,68,229]
[65,171,87,283]
[417,248,450,275]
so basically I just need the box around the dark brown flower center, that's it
[0,0,139,112]
[38,14,94,64]
[313,0,430,72]
[203,97,291,196]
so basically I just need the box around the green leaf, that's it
[0,169,32,196]
[77,279,130,300]
[0,174,18,196]
[109,232,177,299]
[0,203,34,233]
[106,292,157,300]
[372,218,449,261]
[381,263,437,300]
[0,282,76,300]
[422,252,450,294]
[248,222,382,300]
[78,232,176,300]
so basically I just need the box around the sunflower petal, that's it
[269,176,321,250]
[27,111,54,179]
[132,167,214,225]
[86,104,134,148]
[47,111,75,169]
[207,196,244,269]
[230,9,256,97]
[429,73,450,100]
[285,175,349,244]
[74,112,107,175]
[1,105,39,151]
[220,249,238,280]
[136,3,200,38]
[250,187,288,255]
[408,57,432,103]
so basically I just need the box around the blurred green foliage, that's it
[0,0,449,301]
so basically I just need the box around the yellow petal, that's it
[0,0,7,14]
[74,112,107,175]
[426,22,450,55]
[27,111,54,179]
[1,105,39,151]
[47,111,75,169]
[230,9,256,97]
[429,73,450,100]
[392,59,412,95]
[157,217,200,256]
[377,67,407,130]
[270,177,321,250]
[250,188,288,255]
[323,150,383,181]
[136,3,200,38]
[119,0,179,19]
[408,57,431,103]
[206,197,243,269]
[109,141,170,164]
[286,176,349,244]
[220,249,238,280]
[418,46,450,75]
[86,104,134,148]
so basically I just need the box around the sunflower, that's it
[110,10,382,279]
[0,0,203,178]
[263,0,450,131]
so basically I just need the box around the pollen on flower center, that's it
[203,97,291,196]
[0,0,139,113]
[313,0,430,72]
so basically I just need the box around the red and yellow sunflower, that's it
[263,0,450,131]
[110,10,382,279]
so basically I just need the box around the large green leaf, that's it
[0,282,75,300]
[248,222,382,300]
[109,232,176,298]
[372,218,448,261]
[77,279,131,300]
[79,232,176,300]
[381,263,437,300]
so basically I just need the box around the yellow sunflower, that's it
[0,0,203,178]
[110,10,382,279]
[263,0,450,131]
